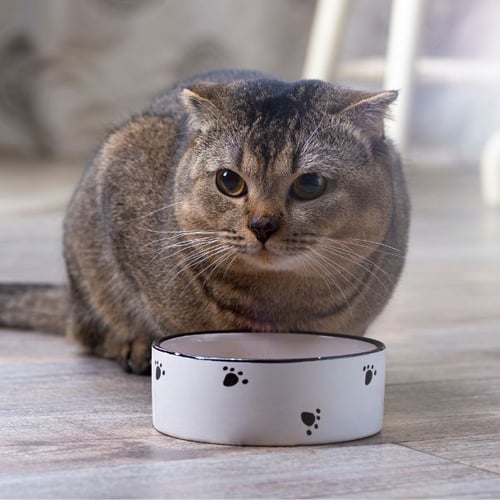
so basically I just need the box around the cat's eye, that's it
[290,173,327,201]
[216,169,247,197]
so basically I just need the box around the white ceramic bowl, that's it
[152,331,385,446]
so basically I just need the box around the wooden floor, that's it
[1,163,500,499]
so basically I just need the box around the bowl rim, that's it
[152,330,385,364]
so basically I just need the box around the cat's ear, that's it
[340,90,398,141]
[181,83,220,132]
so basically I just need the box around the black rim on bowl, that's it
[152,330,385,363]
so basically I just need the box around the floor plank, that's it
[404,435,500,475]
[2,444,500,499]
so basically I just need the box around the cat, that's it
[0,69,410,374]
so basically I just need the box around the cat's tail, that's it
[0,283,67,335]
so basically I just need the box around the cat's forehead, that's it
[227,80,362,152]
[228,81,352,175]
[229,79,359,124]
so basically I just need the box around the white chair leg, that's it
[383,0,426,155]
[302,0,351,80]
[480,130,500,208]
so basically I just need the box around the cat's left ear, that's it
[181,83,221,132]
[340,90,398,141]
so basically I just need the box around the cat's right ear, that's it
[181,83,220,132]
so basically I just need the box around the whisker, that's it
[140,237,223,273]
[295,233,400,288]
[200,247,239,287]
[298,233,403,258]
[317,244,395,295]
[139,234,221,251]
[166,242,230,280]
[307,248,353,318]
[222,251,240,280]
[142,228,224,236]
[131,201,183,221]
[313,240,392,295]
[160,240,226,269]
[178,245,238,293]
[341,237,403,254]
[160,243,229,289]
[321,242,396,289]
[308,248,377,315]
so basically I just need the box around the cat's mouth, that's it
[241,244,302,271]
[256,248,274,264]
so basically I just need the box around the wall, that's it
[0,0,498,165]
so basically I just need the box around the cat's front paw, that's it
[117,337,152,375]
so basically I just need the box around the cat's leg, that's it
[66,278,152,374]
[68,313,152,374]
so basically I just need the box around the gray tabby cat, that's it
[0,70,409,374]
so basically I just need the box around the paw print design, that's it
[222,366,248,387]
[363,364,377,386]
[301,408,321,436]
[154,360,165,380]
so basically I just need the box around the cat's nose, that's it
[249,216,280,244]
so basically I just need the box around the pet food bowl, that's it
[152,331,385,446]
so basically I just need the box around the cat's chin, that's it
[241,248,302,272]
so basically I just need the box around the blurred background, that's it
[0,0,499,166]
[2,3,500,491]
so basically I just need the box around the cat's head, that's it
[174,78,398,273]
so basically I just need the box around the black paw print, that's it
[222,366,248,387]
[155,360,165,380]
[301,408,321,436]
[363,364,377,385]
